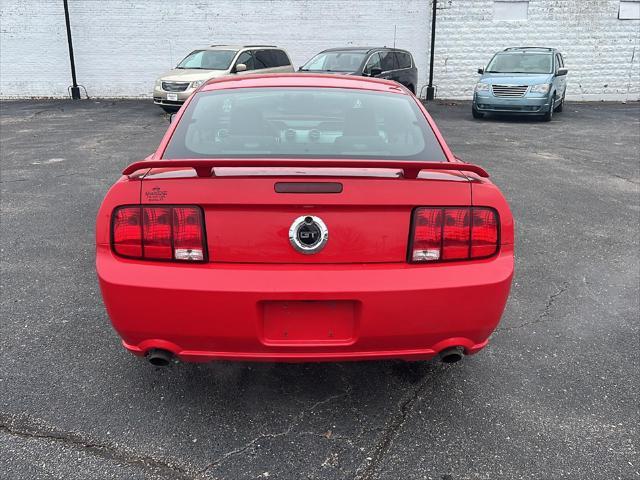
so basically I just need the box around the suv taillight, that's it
[409,207,499,263]
[112,206,206,262]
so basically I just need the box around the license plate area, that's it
[261,300,357,346]
[166,93,178,101]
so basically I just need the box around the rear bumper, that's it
[474,93,550,114]
[96,245,514,363]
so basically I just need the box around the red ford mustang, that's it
[96,74,514,366]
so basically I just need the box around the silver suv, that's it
[153,45,294,112]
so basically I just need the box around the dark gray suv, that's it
[299,47,418,94]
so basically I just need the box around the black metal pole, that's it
[426,0,437,101]
[63,0,81,99]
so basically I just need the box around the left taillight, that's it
[409,207,499,263]
[112,205,206,262]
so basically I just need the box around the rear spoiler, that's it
[122,159,489,179]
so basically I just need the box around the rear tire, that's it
[472,106,484,119]
[407,84,415,95]
[542,95,555,121]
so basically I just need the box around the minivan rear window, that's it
[163,88,446,161]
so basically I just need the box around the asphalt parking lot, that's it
[1,99,638,480]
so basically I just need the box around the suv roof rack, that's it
[208,44,278,48]
[503,46,554,51]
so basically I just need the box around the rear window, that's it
[163,88,446,161]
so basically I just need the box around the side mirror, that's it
[369,67,383,77]
[557,68,568,76]
[168,113,176,124]
[234,63,247,73]
[477,68,484,74]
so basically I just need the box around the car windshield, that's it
[163,88,446,161]
[176,50,236,70]
[486,52,553,74]
[300,52,367,72]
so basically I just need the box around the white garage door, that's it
[0,0,430,98]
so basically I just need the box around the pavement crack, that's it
[197,390,350,477]
[0,178,29,183]
[612,174,640,185]
[296,430,357,447]
[353,376,430,480]
[497,282,569,332]
[0,412,196,480]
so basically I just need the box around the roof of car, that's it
[200,73,407,93]
[502,46,557,53]
[320,47,409,54]
[201,44,281,51]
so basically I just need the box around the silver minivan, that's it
[473,47,568,121]
[153,45,294,112]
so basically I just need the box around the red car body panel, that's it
[96,74,514,363]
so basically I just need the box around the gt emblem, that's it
[289,215,329,254]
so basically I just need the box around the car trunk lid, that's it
[139,167,472,264]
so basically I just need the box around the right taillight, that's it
[410,207,499,263]
[112,205,206,262]
[470,208,499,258]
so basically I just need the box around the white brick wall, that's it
[1,0,638,100]
[0,0,429,98]
[434,0,640,100]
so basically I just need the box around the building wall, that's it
[0,0,430,98]
[434,0,640,100]
[1,0,638,100]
